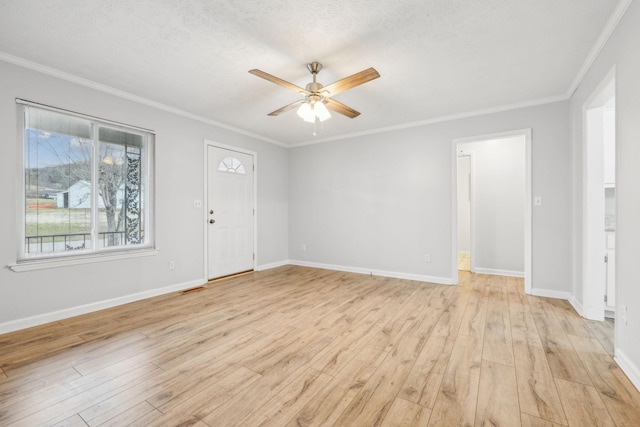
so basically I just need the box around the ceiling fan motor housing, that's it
[307,62,322,75]
[305,82,324,93]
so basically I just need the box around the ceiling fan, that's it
[249,62,380,123]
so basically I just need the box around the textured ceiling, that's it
[0,0,624,146]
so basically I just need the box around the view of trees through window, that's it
[22,105,150,257]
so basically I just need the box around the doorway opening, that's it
[452,130,531,292]
[582,69,616,321]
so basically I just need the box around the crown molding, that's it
[2,0,631,150]
[291,0,632,148]
[0,52,287,148]
[565,0,632,98]
[290,94,566,147]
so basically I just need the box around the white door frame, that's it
[203,139,258,280]
[451,129,532,293]
[456,151,476,272]
[581,67,615,321]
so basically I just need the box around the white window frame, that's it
[12,100,156,271]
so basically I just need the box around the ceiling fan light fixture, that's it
[250,62,379,125]
[314,101,331,122]
[297,102,315,123]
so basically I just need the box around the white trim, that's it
[530,288,573,301]
[472,268,524,278]
[17,106,26,260]
[9,249,159,272]
[451,143,459,285]
[289,260,456,285]
[524,130,532,294]
[581,68,616,321]
[202,142,209,280]
[0,52,285,147]
[469,153,477,274]
[568,295,585,317]
[292,96,564,147]
[453,151,477,282]
[203,140,258,280]
[3,49,560,151]
[585,67,617,109]
[16,98,155,134]
[566,0,632,98]
[0,277,204,335]
[615,348,640,393]
[256,260,291,271]
[451,129,532,292]
[2,0,632,153]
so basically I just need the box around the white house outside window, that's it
[18,101,154,260]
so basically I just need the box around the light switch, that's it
[534,196,542,207]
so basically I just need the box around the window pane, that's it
[24,108,93,254]
[97,127,145,248]
[218,156,246,174]
[20,103,154,260]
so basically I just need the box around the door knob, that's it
[209,219,215,224]
[209,210,214,214]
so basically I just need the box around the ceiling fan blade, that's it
[324,98,360,118]
[322,67,380,97]
[249,69,311,95]
[267,99,305,116]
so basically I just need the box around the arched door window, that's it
[217,156,246,174]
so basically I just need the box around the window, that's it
[19,101,154,260]
[218,156,246,174]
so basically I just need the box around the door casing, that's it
[451,129,532,292]
[582,67,616,321]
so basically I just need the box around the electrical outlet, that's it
[193,200,202,208]
[425,254,431,263]
[621,305,628,325]
[169,261,175,270]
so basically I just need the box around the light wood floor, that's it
[457,253,470,272]
[1,266,638,426]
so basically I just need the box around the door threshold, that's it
[207,269,254,283]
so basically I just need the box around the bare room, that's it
[1,1,640,425]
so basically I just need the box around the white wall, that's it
[289,101,571,289]
[456,155,471,253]
[459,137,525,276]
[0,60,289,331]
[570,0,640,389]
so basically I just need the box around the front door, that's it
[207,146,254,280]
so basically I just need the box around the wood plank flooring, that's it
[1,265,639,426]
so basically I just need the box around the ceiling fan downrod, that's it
[305,62,324,93]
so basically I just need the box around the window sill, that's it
[8,248,160,272]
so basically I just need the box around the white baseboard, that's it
[529,288,573,301]
[255,259,291,271]
[289,260,455,285]
[530,289,587,318]
[0,260,454,335]
[472,267,524,278]
[0,262,585,335]
[615,348,640,393]
[568,295,585,317]
[0,278,205,335]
